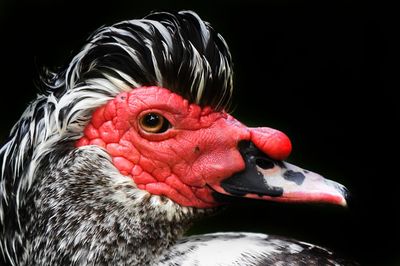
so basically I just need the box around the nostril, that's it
[255,158,275,170]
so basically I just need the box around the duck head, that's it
[76,86,348,208]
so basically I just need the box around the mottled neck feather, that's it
[21,145,210,265]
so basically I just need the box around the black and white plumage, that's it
[157,233,351,266]
[0,10,354,265]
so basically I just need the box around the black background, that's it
[0,0,398,265]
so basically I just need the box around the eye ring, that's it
[139,112,171,133]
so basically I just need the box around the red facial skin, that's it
[76,86,292,208]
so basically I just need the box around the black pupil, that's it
[144,113,160,127]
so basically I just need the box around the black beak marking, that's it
[219,141,284,198]
[283,170,305,185]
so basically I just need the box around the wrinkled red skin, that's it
[76,86,292,208]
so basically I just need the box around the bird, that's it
[0,10,354,265]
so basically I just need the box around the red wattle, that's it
[75,86,293,208]
[250,127,292,160]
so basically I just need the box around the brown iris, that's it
[139,112,170,133]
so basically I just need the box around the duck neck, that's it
[24,146,211,265]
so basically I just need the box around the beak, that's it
[210,141,348,206]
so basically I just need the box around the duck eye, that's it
[139,112,170,133]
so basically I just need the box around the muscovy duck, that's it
[0,10,352,265]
